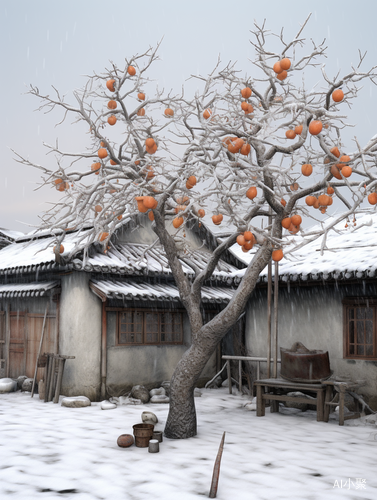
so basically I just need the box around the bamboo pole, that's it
[209,432,226,498]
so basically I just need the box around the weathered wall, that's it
[246,281,377,405]
[0,296,57,315]
[59,272,102,400]
[105,310,216,396]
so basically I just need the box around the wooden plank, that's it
[261,394,320,405]
[255,379,325,390]
[222,356,281,362]
[9,313,26,378]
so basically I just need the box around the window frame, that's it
[111,308,184,346]
[343,297,377,361]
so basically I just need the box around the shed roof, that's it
[0,226,241,282]
[90,279,235,303]
[0,281,60,298]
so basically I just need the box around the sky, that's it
[1,0,377,233]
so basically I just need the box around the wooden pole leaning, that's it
[31,306,48,397]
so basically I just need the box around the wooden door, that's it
[9,312,26,378]
[26,314,56,379]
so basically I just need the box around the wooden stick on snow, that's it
[209,431,226,498]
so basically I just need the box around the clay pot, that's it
[117,434,134,448]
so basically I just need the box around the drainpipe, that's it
[101,300,107,400]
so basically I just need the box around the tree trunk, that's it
[164,244,273,439]
[164,336,219,439]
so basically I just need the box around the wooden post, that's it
[53,358,65,404]
[238,359,242,393]
[273,260,279,378]
[47,355,56,402]
[227,360,232,394]
[267,260,272,378]
[209,432,226,498]
[256,383,265,417]
[338,386,346,426]
[31,306,48,397]
[44,354,50,402]
[54,297,60,354]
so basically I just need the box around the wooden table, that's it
[255,378,326,422]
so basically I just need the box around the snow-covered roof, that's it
[0,231,89,275]
[0,227,25,240]
[0,281,60,298]
[76,242,239,280]
[0,228,240,282]
[231,213,377,283]
[90,279,235,303]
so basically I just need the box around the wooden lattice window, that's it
[119,311,143,344]
[117,309,183,345]
[343,298,377,360]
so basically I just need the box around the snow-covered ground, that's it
[0,388,376,500]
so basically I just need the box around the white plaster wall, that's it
[245,283,377,403]
[59,272,102,400]
[105,310,216,395]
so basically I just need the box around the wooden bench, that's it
[322,379,364,426]
[255,378,326,422]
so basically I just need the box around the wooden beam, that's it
[273,260,279,378]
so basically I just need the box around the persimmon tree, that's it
[16,16,377,438]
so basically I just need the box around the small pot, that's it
[133,423,154,448]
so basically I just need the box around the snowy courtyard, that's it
[0,388,376,500]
